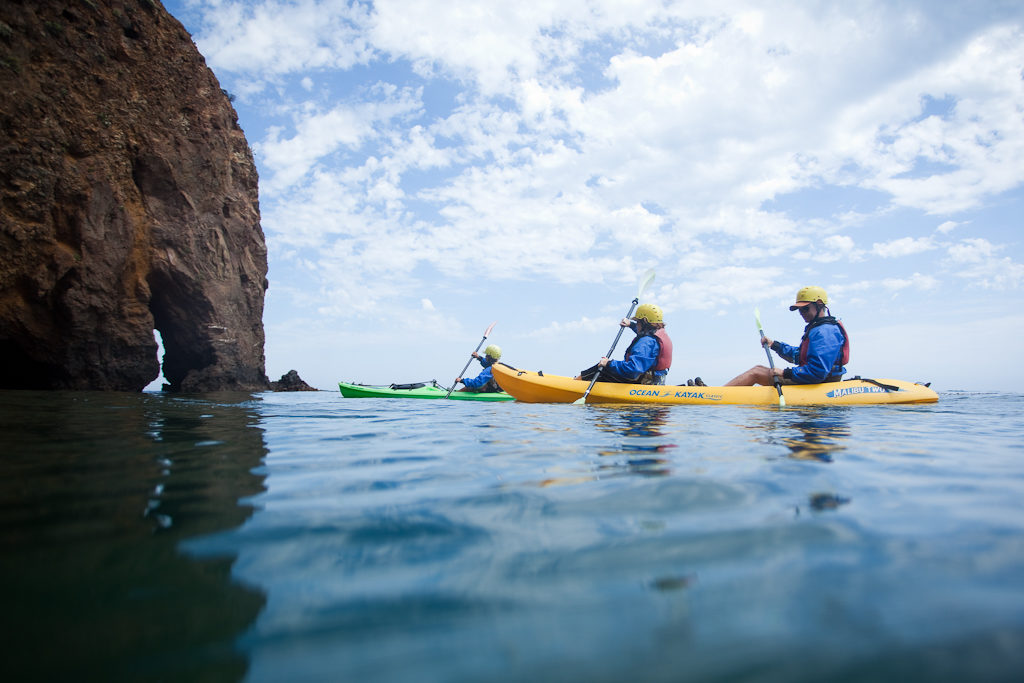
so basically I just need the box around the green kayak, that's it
[338,380,514,401]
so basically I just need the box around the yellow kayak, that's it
[491,363,938,406]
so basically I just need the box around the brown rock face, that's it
[270,370,317,392]
[0,0,269,391]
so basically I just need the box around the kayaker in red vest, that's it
[725,286,849,386]
[575,303,673,385]
[456,344,504,393]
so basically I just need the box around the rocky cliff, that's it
[0,0,269,391]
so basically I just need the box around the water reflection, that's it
[595,406,675,477]
[747,406,854,513]
[780,407,851,463]
[0,390,268,682]
[593,405,672,438]
[783,408,852,513]
[529,406,676,487]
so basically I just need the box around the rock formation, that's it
[270,370,318,392]
[0,0,269,391]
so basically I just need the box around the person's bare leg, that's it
[724,365,774,386]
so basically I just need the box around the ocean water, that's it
[1,389,1023,682]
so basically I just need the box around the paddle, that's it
[754,308,786,407]
[573,269,656,405]
[445,321,497,399]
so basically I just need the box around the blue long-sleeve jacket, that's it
[771,322,846,384]
[463,356,495,389]
[608,324,667,380]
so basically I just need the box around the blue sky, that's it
[157,0,1024,392]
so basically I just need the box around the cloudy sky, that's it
[159,0,1024,392]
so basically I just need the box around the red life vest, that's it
[652,328,673,371]
[798,317,850,369]
[625,327,673,371]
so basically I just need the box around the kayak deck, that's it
[338,380,513,401]
[491,364,938,406]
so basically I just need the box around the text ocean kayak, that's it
[491,364,938,406]
[338,380,513,401]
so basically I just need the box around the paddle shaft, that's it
[756,314,786,406]
[579,298,639,402]
[445,323,496,399]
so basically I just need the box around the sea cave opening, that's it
[144,329,167,392]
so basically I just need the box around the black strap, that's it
[494,362,523,374]
[388,379,441,390]
[848,375,900,392]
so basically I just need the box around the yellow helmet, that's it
[790,286,829,310]
[632,303,664,324]
[484,344,502,360]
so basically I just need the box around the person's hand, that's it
[620,318,631,327]
[761,335,773,347]
[598,357,609,367]
[456,377,464,383]
[471,352,480,359]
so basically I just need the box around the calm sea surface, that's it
[2,389,1023,682]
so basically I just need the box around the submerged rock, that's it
[0,0,269,391]
[809,492,851,511]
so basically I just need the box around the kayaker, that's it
[456,344,504,393]
[574,303,673,385]
[725,286,849,386]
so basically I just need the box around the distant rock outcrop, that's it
[0,0,269,391]
[270,370,317,392]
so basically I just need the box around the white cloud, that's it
[956,258,1024,290]
[946,238,1024,289]
[871,236,937,258]
[524,316,618,338]
[204,2,1024,217]
[947,238,996,263]
[833,26,1024,214]
[190,0,375,77]
[255,86,423,194]
[880,273,940,292]
[659,265,791,311]
[819,235,859,262]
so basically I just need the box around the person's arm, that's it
[770,339,799,364]
[462,366,493,389]
[608,336,657,378]
[784,327,841,383]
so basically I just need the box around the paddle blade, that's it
[572,396,585,405]
[638,269,655,298]
[484,321,497,337]
[779,395,786,407]
[754,308,763,332]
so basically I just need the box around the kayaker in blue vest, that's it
[725,286,849,386]
[575,303,673,385]
[456,344,504,393]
